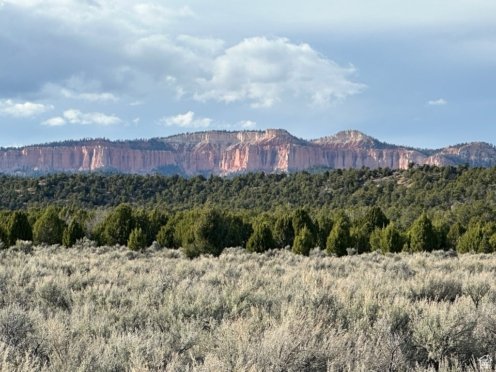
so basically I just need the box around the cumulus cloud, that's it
[239,120,257,129]
[427,98,448,106]
[63,109,121,125]
[160,111,212,128]
[61,90,118,102]
[0,99,53,118]
[42,116,66,127]
[0,1,366,112]
[193,37,365,108]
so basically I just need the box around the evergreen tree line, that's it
[0,204,495,257]
[1,166,496,221]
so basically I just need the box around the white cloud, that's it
[160,111,212,128]
[0,99,53,118]
[42,116,66,126]
[239,120,257,129]
[193,37,365,108]
[427,98,448,106]
[63,109,121,126]
[61,90,118,102]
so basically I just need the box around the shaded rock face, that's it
[0,130,495,175]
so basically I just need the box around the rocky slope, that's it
[0,129,495,175]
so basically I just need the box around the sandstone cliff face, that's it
[0,130,494,175]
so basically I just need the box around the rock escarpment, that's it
[0,129,495,175]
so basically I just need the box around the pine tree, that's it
[7,211,32,246]
[102,204,135,246]
[409,213,437,252]
[326,216,351,257]
[128,227,148,251]
[292,208,316,244]
[62,220,85,247]
[382,223,403,253]
[247,223,275,253]
[33,207,66,245]
[292,226,313,256]
[182,208,227,258]
[456,223,485,253]
[447,222,465,250]
[273,214,295,248]
[156,223,176,248]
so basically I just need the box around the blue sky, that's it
[1,0,495,148]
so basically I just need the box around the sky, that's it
[1,0,495,148]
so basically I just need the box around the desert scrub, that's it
[0,245,494,371]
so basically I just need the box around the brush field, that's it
[0,243,495,371]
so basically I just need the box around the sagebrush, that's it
[0,245,495,371]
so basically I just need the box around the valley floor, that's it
[0,245,495,371]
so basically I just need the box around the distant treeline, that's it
[1,165,496,221]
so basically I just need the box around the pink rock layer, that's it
[1,130,495,175]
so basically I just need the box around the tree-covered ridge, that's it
[1,165,496,215]
[0,165,495,257]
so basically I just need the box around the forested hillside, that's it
[0,165,495,257]
[1,165,495,214]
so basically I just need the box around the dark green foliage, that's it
[292,208,316,246]
[134,209,167,246]
[0,166,493,217]
[292,208,315,234]
[370,223,403,253]
[315,212,333,249]
[408,213,437,252]
[223,214,252,248]
[7,211,32,245]
[62,220,85,247]
[33,207,66,245]
[128,227,148,251]
[352,207,389,253]
[326,215,351,257]
[447,223,466,250]
[433,221,449,251]
[456,223,492,253]
[361,206,389,231]
[350,224,372,254]
[0,225,7,248]
[273,214,295,248]
[292,226,313,256]
[0,166,496,257]
[182,208,228,258]
[101,204,135,246]
[246,223,275,253]
[156,222,177,248]
[383,223,404,253]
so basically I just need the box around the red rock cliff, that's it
[0,130,494,175]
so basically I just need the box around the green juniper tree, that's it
[292,226,313,256]
[101,204,135,246]
[33,207,66,245]
[128,227,148,251]
[326,215,351,257]
[409,213,437,252]
[7,211,32,246]
[247,223,275,253]
[62,220,85,248]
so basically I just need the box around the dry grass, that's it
[0,244,495,371]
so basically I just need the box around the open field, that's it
[0,244,495,371]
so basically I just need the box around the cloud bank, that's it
[43,110,122,126]
[0,99,53,117]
